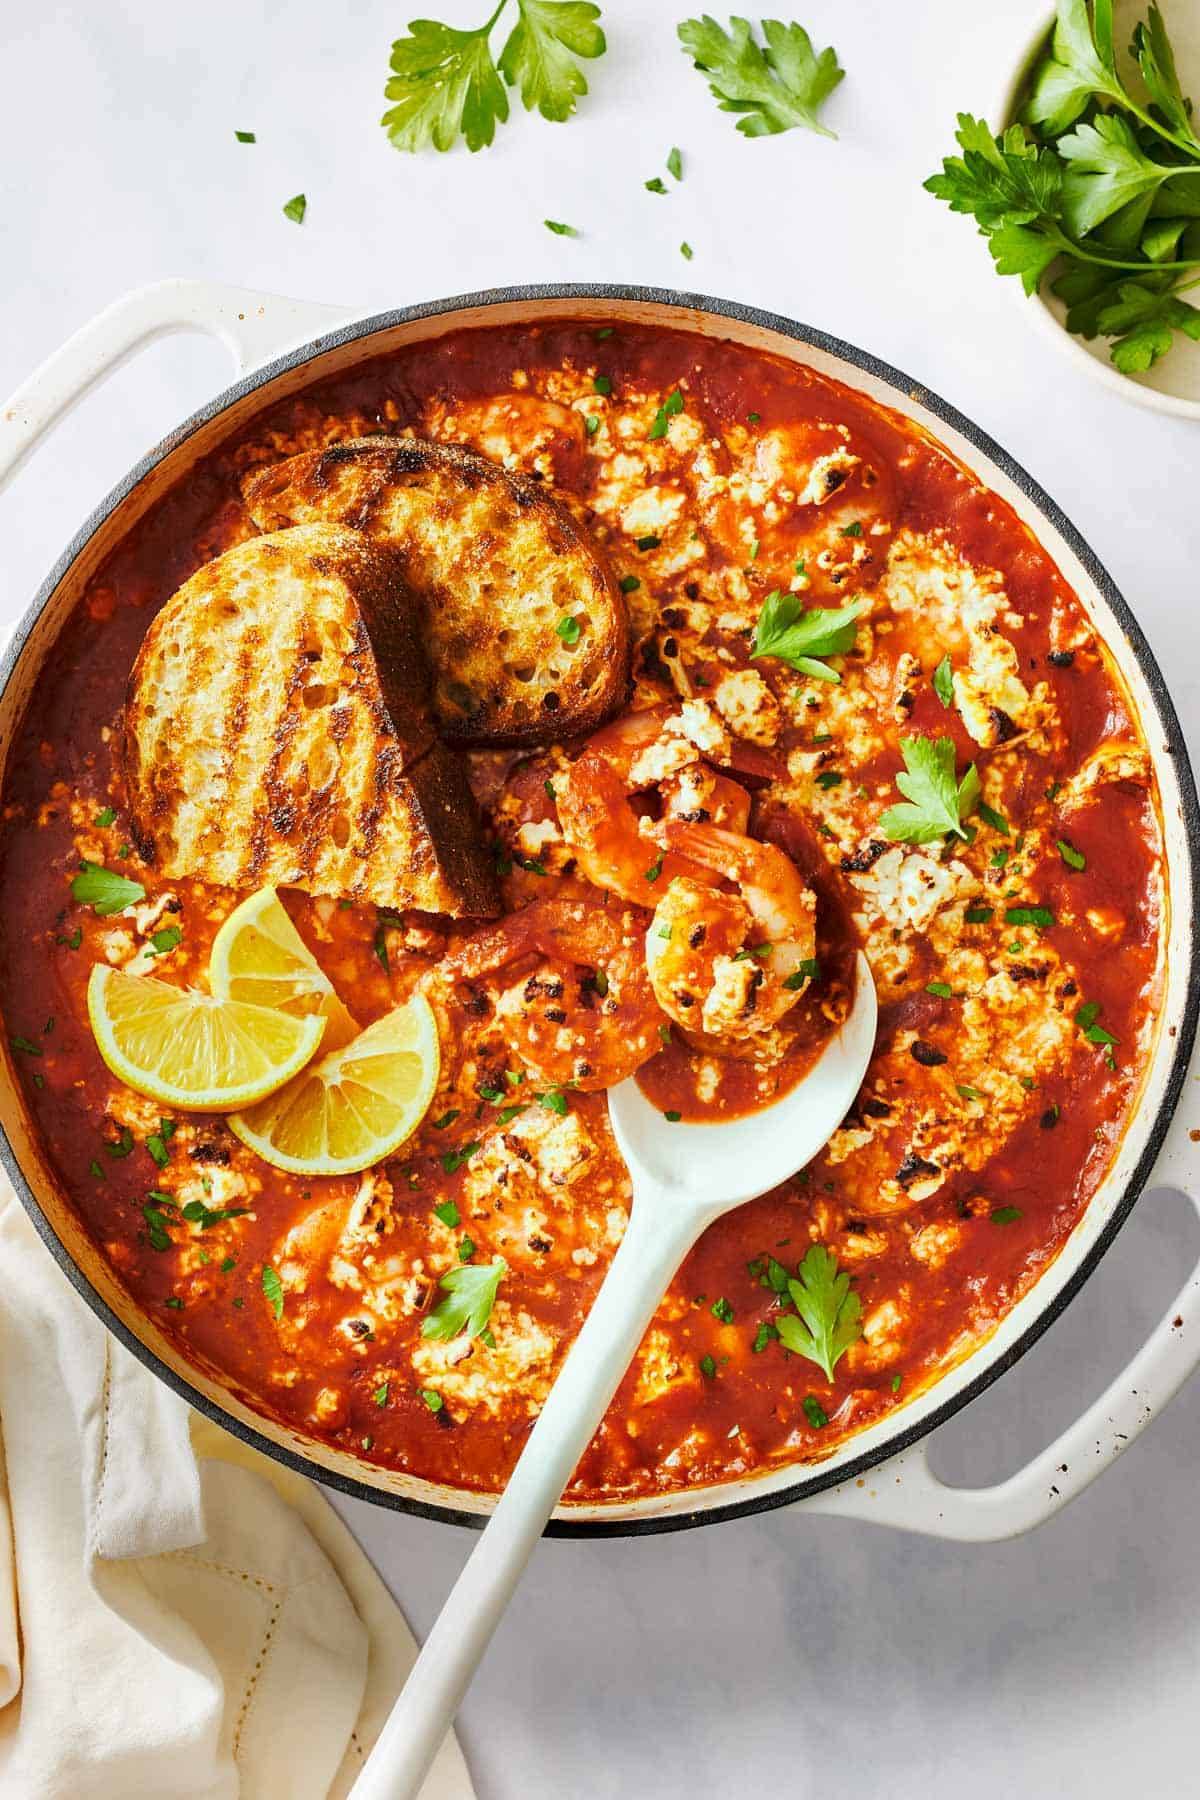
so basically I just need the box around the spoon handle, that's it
[349,1182,705,1800]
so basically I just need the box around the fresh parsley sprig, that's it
[773,1244,862,1382]
[677,15,844,140]
[926,0,1200,373]
[750,590,868,683]
[880,736,981,845]
[382,0,605,155]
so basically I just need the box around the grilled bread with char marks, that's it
[241,435,630,748]
[123,524,498,917]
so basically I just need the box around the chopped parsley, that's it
[538,1088,568,1115]
[544,218,579,235]
[644,856,664,883]
[926,981,954,998]
[699,1354,717,1379]
[976,801,1010,835]
[964,905,994,924]
[104,1127,135,1160]
[458,1235,476,1261]
[262,1265,285,1319]
[815,770,843,790]
[282,193,307,224]
[752,1320,778,1353]
[783,957,821,990]
[1076,1000,1118,1047]
[1005,905,1054,929]
[619,575,641,593]
[373,1381,390,1407]
[419,1388,444,1413]
[1057,838,1086,871]
[648,388,684,439]
[990,1206,1023,1226]
[711,1296,734,1324]
[235,129,256,143]
[585,413,600,437]
[94,806,117,827]
[667,145,683,179]
[593,373,612,395]
[840,519,863,537]
[802,1395,829,1429]
[636,533,661,551]
[148,924,182,955]
[956,1084,984,1102]
[181,1198,249,1230]
[645,176,668,194]
[434,1199,461,1229]
[9,1035,42,1057]
[663,1109,682,1123]
[432,1109,461,1130]
[440,1142,480,1174]
[932,655,954,707]
[555,613,582,645]
[55,927,83,950]
[680,240,694,260]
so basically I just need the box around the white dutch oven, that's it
[1,278,1198,1542]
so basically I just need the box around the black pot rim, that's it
[2,280,1197,1538]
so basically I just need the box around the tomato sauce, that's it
[0,319,1164,1500]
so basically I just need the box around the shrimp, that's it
[555,704,753,906]
[644,822,817,1042]
[439,897,666,1090]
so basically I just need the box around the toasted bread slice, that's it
[123,524,498,917]
[242,435,630,747]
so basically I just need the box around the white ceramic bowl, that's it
[994,1,1200,418]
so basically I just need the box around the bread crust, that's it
[242,435,631,748]
[123,523,499,917]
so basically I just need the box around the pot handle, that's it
[803,1047,1200,1541]
[0,278,352,491]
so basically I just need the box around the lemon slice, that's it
[228,993,440,1176]
[88,964,325,1112]
[210,885,358,1051]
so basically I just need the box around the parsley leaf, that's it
[879,737,980,844]
[282,193,307,224]
[382,12,511,153]
[932,654,954,707]
[648,388,684,438]
[545,217,580,235]
[383,0,604,154]
[678,15,845,140]
[262,1265,285,1320]
[498,0,605,123]
[71,863,145,917]
[750,590,868,683]
[774,1244,862,1382]
[422,1256,507,1340]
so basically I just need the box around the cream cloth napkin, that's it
[0,1177,475,1800]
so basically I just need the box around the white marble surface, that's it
[3,1,1200,1795]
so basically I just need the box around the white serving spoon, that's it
[352,950,877,1800]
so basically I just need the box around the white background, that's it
[3,2,1200,1796]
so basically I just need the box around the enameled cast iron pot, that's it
[2,280,1199,1541]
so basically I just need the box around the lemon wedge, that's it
[228,993,440,1176]
[210,885,358,1051]
[87,964,325,1112]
